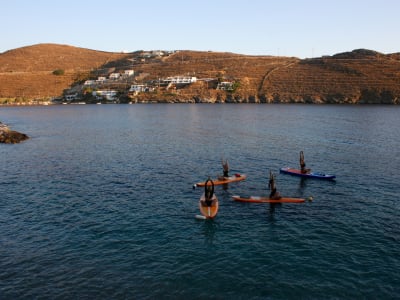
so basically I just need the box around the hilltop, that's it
[0,44,129,102]
[1,43,400,104]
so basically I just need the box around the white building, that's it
[84,80,96,86]
[124,70,134,76]
[129,84,146,93]
[152,50,164,57]
[93,90,118,101]
[163,76,197,84]
[109,73,121,80]
[216,81,234,91]
[128,84,154,95]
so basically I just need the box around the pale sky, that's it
[2,0,399,58]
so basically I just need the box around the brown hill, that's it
[1,44,400,104]
[262,50,400,104]
[0,44,129,101]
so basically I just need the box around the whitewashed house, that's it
[84,80,96,86]
[129,84,146,93]
[216,81,234,91]
[93,90,118,101]
[152,50,164,57]
[163,76,197,84]
[124,70,134,76]
[96,77,107,83]
[109,73,121,80]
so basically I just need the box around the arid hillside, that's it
[262,50,400,104]
[0,44,129,101]
[1,44,400,103]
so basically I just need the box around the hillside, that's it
[1,44,400,104]
[0,44,129,102]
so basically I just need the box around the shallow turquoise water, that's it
[1,104,399,299]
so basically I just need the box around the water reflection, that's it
[297,178,307,196]
[201,219,218,245]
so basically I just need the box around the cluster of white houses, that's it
[65,67,234,102]
[83,70,135,86]
[128,76,197,95]
[68,74,198,101]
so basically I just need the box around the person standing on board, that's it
[268,171,281,200]
[222,158,229,178]
[300,151,311,174]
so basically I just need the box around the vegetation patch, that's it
[52,69,65,76]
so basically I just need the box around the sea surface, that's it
[1,104,399,299]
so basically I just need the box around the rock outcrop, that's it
[0,123,29,143]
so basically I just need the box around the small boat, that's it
[280,167,336,180]
[194,173,246,187]
[232,195,305,203]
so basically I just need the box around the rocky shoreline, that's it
[0,122,29,144]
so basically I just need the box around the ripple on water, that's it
[1,105,400,298]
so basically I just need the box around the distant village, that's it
[58,50,236,104]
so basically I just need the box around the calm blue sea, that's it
[1,104,399,299]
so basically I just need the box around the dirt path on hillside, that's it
[257,62,296,96]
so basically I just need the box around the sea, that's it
[0,104,399,299]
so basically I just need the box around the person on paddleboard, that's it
[222,158,229,178]
[300,151,311,174]
[203,178,215,207]
[268,171,281,200]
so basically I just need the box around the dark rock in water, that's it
[0,126,29,144]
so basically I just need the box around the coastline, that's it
[0,122,29,143]
[0,100,398,105]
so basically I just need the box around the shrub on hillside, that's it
[52,69,65,76]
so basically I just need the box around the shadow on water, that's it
[295,177,337,197]
[294,178,308,197]
[266,203,281,222]
[299,177,307,189]
[200,219,219,245]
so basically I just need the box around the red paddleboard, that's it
[195,174,246,187]
[232,195,305,203]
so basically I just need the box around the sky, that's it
[2,0,400,58]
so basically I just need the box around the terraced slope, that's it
[261,50,400,103]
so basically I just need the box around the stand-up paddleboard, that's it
[194,173,246,188]
[280,167,336,180]
[232,195,305,203]
[197,178,219,219]
[199,193,219,218]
